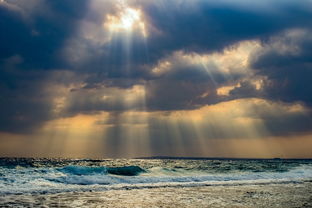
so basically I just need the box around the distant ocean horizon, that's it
[2,155,312,159]
[136,156,312,160]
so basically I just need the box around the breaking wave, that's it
[0,158,311,195]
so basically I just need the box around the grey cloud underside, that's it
[72,0,312,77]
[143,0,312,54]
[0,0,89,69]
[0,0,312,135]
[251,30,312,107]
[0,0,88,132]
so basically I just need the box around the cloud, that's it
[62,0,312,81]
[0,0,88,69]
[61,41,260,112]
[0,55,81,133]
[63,85,147,115]
[0,56,52,133]
[1,0,312,136]
[139,0,312,58]
[251,29,312,107]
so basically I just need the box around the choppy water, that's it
[0,158,311,195]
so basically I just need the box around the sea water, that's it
[0,158,311,195]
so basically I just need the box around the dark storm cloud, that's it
[250,29,312,107]
[68,0,312,85]
[0,0,89,69]
[256,106,312,137]
[0,54,81,133]
[1,0,312,134]
[229,81,263,99]
[0,56,52,133]
[65,0,312,112]
[145,80,213,111]
[139,0,312,60]
[0,0,88,132]
[2,0,312,75]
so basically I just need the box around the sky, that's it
[0,0,312,158]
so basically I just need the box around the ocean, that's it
[1,158,312,207]
[1,158,311,195]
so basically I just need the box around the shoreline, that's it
[1,181,311,208]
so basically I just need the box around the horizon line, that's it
[0,156,311,160]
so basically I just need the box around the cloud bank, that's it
[1,0,312,154]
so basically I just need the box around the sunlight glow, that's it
[105,7,147,37]
[217,84,239,96]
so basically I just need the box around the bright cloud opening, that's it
[105,7,147,37]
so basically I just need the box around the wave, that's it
[107,166,146,176]
[59,166,107,175]
[40,164,312,188]
[58,165,145,176]
[1,159,312,195]
[2,175,311,195]
[1,158,311,173]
